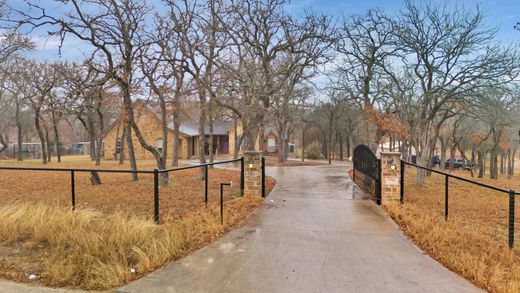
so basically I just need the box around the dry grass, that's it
[0,156,276,290]
[0,156,276,221]
[385,168,520,293]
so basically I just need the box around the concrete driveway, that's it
[120,162,482,293]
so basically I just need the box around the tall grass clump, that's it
[385,202,520,293]
[0,197,263,290]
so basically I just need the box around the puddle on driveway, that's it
[325,175,345,182]
[352,185,371,200]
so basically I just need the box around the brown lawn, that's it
[385,167,520,293]
[0,156,276,290]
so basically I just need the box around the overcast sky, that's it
[13,0,520,61]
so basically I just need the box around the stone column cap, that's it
[380,152,402,155]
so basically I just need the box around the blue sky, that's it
[290,0,519,42]
[13,0,520,60]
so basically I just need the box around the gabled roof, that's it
[175,120,233,136]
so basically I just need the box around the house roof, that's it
[175,120,233,136]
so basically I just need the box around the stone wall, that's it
[380,152,401,205]
[243,151,263,197]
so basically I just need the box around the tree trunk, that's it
[95,106,104,167]
[52,113,61,163]
[198,90,207,180]
[0,135,7,155]
[45,124,51,163]
[440,139,448,169]
[301,126,305,162]
[158,95,169,185]
[478,151,484,178]
[490,149,498,180]
[15,100,23,161]
[88,117,96,161]
[90,171,102,185]
[346,135,351,159]
[500,151,504,175]
[125,124,138,181]
[278,126,285,163]
[511,149,517,179]
[507,150,512,179]
[483,151,488,176]
[233,118,239,160]
[209,106,214,167]
[113,124,120,160]
[16,123,23,161]
[172,119,180,167]
[328,126,333,164]
[339,131,344,161]
[34,111,47,164]
[119,126,126,164]
[259,125,265,155]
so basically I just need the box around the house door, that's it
[268,138,276,153]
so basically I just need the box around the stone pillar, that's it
[380,152,401,205]
[244,151,262,197]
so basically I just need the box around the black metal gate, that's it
[353,144,381,204]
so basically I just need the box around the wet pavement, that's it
[120,162,482,293]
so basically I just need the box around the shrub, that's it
[305,142,322,160]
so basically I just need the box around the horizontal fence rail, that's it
[0,158,248,225]
[0,166,155,174]
[159,158,243,173]
[401,161,518,194]
[401,160,518,249]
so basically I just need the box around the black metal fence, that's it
[353,144,381,204]
[0,157,271,224]
[401,160,518,249]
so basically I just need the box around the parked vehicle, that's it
[445,158,464,169]
[432,155,440,166]
[445,158,478,170]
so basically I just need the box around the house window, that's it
[289,144,295,153]
[116,139,122,154]
[156,138,163,154]
[268,138,276,153]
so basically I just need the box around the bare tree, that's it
[211,0,332,152]
[334,9,396,151]
[21,61,61,164]
[9,0,173,178]
[387,1,520,185]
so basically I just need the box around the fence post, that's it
[376,159,382,205]
[154,169,160,224]
[262,157,266,197]
[445,175,449,221]
[205,165,209,207]
[240,157,244,196]
[71,170,75,211]
[220,182,231,224]
[509,189,515,249]
[220,183,224,224]
[400,160,404,204]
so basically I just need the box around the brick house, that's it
[104,100,232,160]
[228,125,295,156]
[104,100,297,160]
